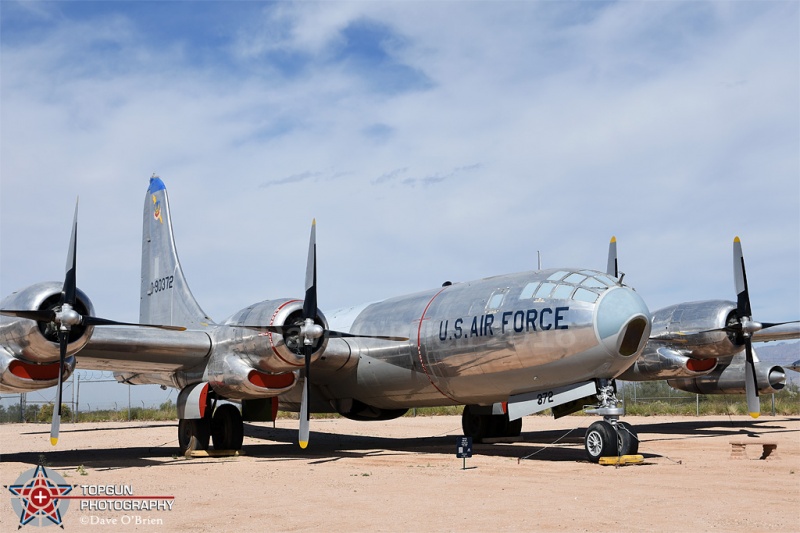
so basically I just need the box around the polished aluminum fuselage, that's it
[301,268,650,409]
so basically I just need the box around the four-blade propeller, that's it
[0,201,184,445]
[235,220,407,448]
[728,237,800,418]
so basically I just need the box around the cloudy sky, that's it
[1,2,798,352]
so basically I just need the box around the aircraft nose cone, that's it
[595,287,651,357]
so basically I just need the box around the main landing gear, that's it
[178,401,244,455]
[583,381,638,462]
[461,405,523,441]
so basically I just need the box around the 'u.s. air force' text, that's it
[438,307,569,341]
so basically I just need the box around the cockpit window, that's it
[521,270,615,304]
[551,284,574,299]
[520,270,616,304]
[534,282,557,299]
[487,289,507,311]
[563,273,587,285]
[520,282,538,300]
[581,277,608,289]
[546,271,570,282]
[573,287,599,303]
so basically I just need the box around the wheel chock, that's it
[598,454,644,466]
[185,450,243,458]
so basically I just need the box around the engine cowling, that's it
[214,298,328,374]
[649,300,742,359]
[0,281,93,392]
[205,353,297,400]
[668,360,786,395]
[618,346,718,380]
[0,347,76,392]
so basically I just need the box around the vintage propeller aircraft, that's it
[1,177,796,462]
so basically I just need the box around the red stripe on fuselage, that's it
[416,287,458,402]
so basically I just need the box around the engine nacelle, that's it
[668,361,786,395]
[649,300,742,359]
[0,281,95,364]
[206,353,297,400]
[214,298,328,374]
[0,346,76,392]
[618,346,718,381]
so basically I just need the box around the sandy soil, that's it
[1,415,798,532]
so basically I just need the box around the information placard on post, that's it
[456,436,472,469]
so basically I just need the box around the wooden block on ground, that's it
[186,449,243,458]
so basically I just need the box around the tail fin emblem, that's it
[152,194,163,224]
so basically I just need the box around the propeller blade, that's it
[298,380,310,448]
[326,331,409,342]
[297,220,318,448]
[50,200,79,447]
[298,346,311,449]
[303,219,317,321]
[62,200,79,307]
[734,237,760,418]
[228,323,408,342]
[81,316,186,330]
[743,340,760,418]
[51,329,69,446]
[760,320,800,330]
[0,309,56,322]
[733,237,752,319]
[606,236,618,278]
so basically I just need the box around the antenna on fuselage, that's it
[537,251,542,270]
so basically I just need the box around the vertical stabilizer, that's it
[140,176,213,329]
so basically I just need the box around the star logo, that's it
[7,465,73,528]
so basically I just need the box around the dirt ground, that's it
[1,415,798,532]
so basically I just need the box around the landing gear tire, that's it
[462,405,489,440]
[462,406,522,440]
[585,420,616,462]
[616,422,639,456]
[178,418,210,455]
[211,403,244,451]
[505,417,523,437]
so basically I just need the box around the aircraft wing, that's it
[752,322,800,343]
[75,327,211,373]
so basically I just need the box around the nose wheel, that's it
[584,419,639,462]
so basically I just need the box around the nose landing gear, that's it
[584,380,639,462]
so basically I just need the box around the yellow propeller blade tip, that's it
[734,236,741,243]
[311,218,316,226]
[299,441,308,449]
[610,236,616,243]
[50,437,58,446]
[749,412,760,419]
